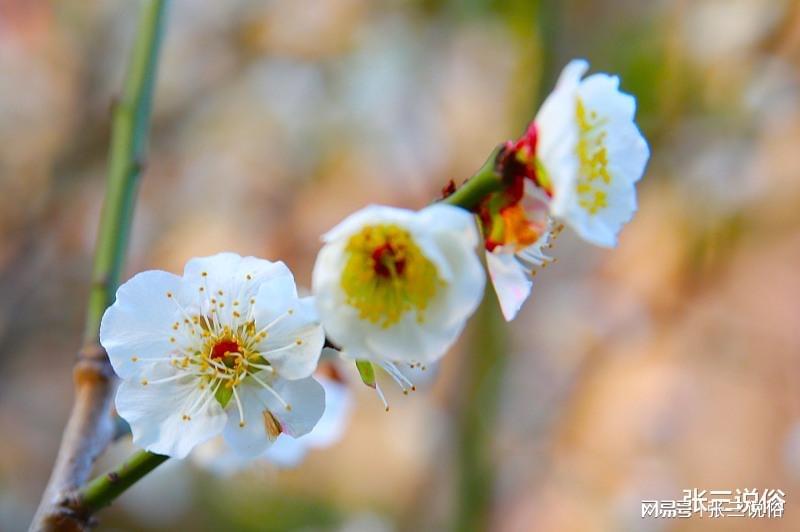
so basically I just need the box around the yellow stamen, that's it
[340,224,442,327]
[575,98,612,215]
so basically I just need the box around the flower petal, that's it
[486,250,532,321]
[116,363,226,459]
[100,270,184,379]
[182,252,293,325]
[321,204,415,243]
[222,376,325,457]
[253,295,324,380]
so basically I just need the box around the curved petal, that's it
[414,204,481,248]
[116,364,226,459]
[486,250,532,321]
[253,295,324,380]
[427,226,486,329]
[261,376,352,467]
[321,204,415,243]
[222,376,325,457]
[100,270,184,379]
[299,377,352,448]
[221,380,275,458]
[269,377,326,437]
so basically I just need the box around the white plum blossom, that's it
[100,253,326,459]
[487,59,649,320]
[193,376,352,473]
[312,204,485,375]
[536,58,650,247]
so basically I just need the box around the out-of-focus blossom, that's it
[100,253,325,459]
[537,59,649,247]
[193,376,353,473]
[312,204,485,370]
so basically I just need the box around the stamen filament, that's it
[249,372,291,410]
[231,385,246,427]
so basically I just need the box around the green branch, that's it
[83,0,168,343]
[31,2,169,530]
[442,148,504,211]
[80,451,169,514]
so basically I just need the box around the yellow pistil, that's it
[575,98,611,215]
[340,224,442,328]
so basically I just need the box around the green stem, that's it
[442,148,504,211]
[83,0,168,343]
[80,451,168,513]
[34,0,169,527]
[454,293,508,532]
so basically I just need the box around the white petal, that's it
[220,381,274,458]
[578,73,635,122]
[182,253,293,327]
[269,377,326,437]
[100,271,184,379]
[413,204,481,248]
[536,62,584,219]
[364,314,458,364]
[299,377,352,448]
[253,295,324,380]
[262,377,352,467]
[486,250,532,321]
[222,376,325,458]
[116,364,226,459]
[321,204,415,243]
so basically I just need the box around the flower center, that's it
[340,224,441,328]
[156,282,297,429]
[211,338,242,360]
[371,242,406,277]
[575,98,611,215]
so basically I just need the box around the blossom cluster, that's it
[99,59,648,463]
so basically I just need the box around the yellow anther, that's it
[340,224,441,328]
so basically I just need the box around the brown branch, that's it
[29,1,168,529]
[30,345,116,531]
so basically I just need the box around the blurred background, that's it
[1,0,799,530]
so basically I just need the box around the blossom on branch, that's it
[100,253,326,459]
[312,204,485,384]
[483,59,649,320]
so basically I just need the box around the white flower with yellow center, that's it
[312,204,485,371]
[486,59,649,320]
[100,253,326,459]
[536,58,650,247]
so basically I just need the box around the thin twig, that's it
[30,2,168,530]
[80,450,169,515]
